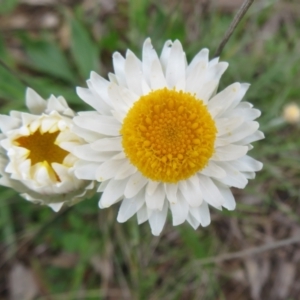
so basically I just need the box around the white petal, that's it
[111,109,126,123]
[195,62,228,102]
[98,180,109,192]
[185,60,208,94]
[91,137,123,152]
[76,87,110,114]
[18,159,31,178]
[52,164,72,184]
[165,183,178,204]
[111,151,126,160]
[186,48,209,76]
[48,202,64,212]
[47,95,68,113]
[118,86,139,107]
[137,204,148,224]
[125,50,143,96]
[40,118,56,133]
[108,72,118,84]
[186,213,200,230]
[209,57,219,67]
[73,115,121,136]
[148,200,168,236]
[214,162,248,189]
[219,121,259,144]
[179,175,203,207]
[205,62,228,82]
[196,80,219,104]
[112,52,127,87]
[26,88,47,114]
[188,204,202,224]
[107,83,131,114]
[200,160,226,179]
[226,83,250,111]
[95,159,126,181]
[223,102,261,121]
[146,180,160,196]
[230,155,263,172]
[145,183,165,210]
[74,160,99,180]
[0,115,20,132]
[166,40,186,89]
[34,163,54,185]
[150,59,167,90]
[236,130,265,145]
[74,144,114,162]
[216,117,244,137]
[117,190,145,223]
[72,124,105,143]
[99,178,127,208]
[124,171,148,198]
[160,40,172,72]
[90,71,112,106]
[114,160,136,180]
[58,96,73,113]
[212,144,248,161]
[21,113,37,127]
[198,201,211,226]
[141,78,151,95]
[208,82,241,117]
[215,183,236,210]
[170,190,189,226]
[244,171,256,179]
[142,38,159,85]
[198,174,225,208]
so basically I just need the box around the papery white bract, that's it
[0,88,96,211]
[72,38,264,235]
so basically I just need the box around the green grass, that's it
[0,0,300,299]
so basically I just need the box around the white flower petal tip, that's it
[26,88,47,114]
[48,202,64,212]
[143,37,152,47]
[0,89,97,209]
[149,201,168,236]
[73,38,264,235]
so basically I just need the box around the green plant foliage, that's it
[21,36,76,83]
[0,0,18,14]
[69,15,100,79]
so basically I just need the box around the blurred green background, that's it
[0,0,300,299]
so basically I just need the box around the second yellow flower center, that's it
[121,88,217,183]
[15,130,69,181]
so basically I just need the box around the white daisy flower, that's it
[72,38,264,235]
[0,88,97,211]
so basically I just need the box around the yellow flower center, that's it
[121,88,217,183]
[15,130,69,181]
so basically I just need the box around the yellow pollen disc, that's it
[15,130,69,181]
[121,88,217,183]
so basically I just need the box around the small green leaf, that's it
[0,65,25,108]
[69,16,100,79]
[23,37,75,83]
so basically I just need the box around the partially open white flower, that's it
[72,38,264,235]
[0,88,96,211]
